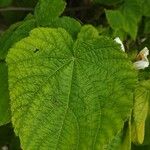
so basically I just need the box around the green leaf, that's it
[0,63,10,126]
[0,22,22,60]
[106,10,125,29]
[34,0,66,25]
[0,0,12,7]
[0,19,36,60]
[0,19,36,125]
[34,0,81,38]
[120,120,131,150]
[107,120,131,150]
[107,132,123,150]
[106,0,142,39]
[137,81,150,145]
[142,0,150,17]
[77,25,99,40]
[45,16,81,39]
[7,26,137,149]
[131,80,150,144]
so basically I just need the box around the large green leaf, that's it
[131,80,150,144]
[34,0,66,25]
[7,26,137,149]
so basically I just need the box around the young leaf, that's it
[107,131,123,150]
[44,16,81,39]
[0,19,36,60]
[131,80,150,144]
[34,0,66,25]
[106,0,142,39]
[0,22,22,60]
[7,26,137,149]
[77,25,99,40]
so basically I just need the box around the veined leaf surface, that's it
[132,80,150,144]
[35,0,66,25]
[7,26,137,149]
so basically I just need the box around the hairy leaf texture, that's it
[35,0,66,25]
[132,80,149,144]
[7,26,137,149]
[132,80,150,146]
[44,16,81,39]
[107,120,131,150]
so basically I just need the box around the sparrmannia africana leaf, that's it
[132,80,150,145]
[6,26,137,149]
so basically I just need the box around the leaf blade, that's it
[7,26,137,149]
[34,0,66,25]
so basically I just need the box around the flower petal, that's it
[114,37,125,52]
[133,60,149,70]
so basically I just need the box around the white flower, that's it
[114,37,149,70]
[133,47,149,70]
[114,37,125,52]
[133,61,149,70]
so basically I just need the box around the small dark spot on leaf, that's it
[34,49,39,53]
